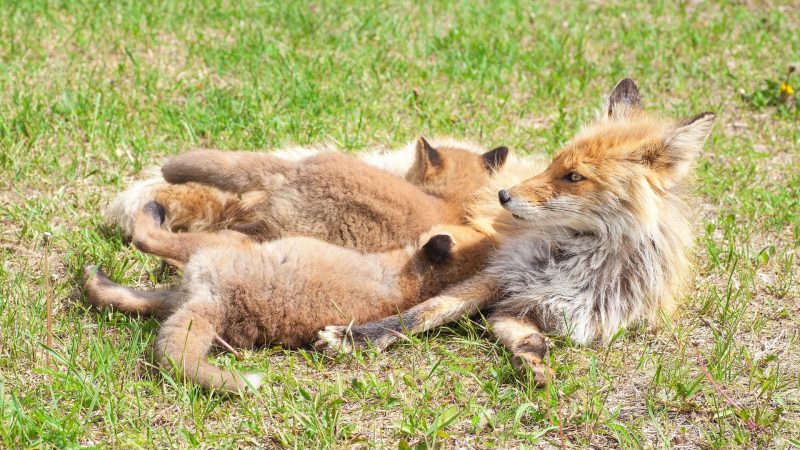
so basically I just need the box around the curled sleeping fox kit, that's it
[84,202,495,393]
[117,137,508,253]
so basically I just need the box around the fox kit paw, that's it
[315,326,355,354]
[142,201,166,226]
[314,325,387,355]
[241,373,264,392]
[83,265,101,285]
[511,353,555,386]
[82,265,112,308]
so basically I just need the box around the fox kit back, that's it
[107,138,509,250]
[153,138,506,252]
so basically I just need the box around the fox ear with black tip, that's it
[414,137,443,173]
[482,146,509,172]
[422,234,454,264]
[636,111,716,187]
[607,77,642,119]
[659,111,716,180]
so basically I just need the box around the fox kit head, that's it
[499,78,715,233]
[407,137,509,202]
[411,224,495,298]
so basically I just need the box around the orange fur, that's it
[84,203,496,392]
[318,79,716,384]
[110,138,510,253]
[153,142,505,252]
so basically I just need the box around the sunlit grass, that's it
[0,0,798,447]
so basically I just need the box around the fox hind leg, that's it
[156,299,262,393]
[161,149,293,193]
[489,313,555,386]
[83,265,186,319]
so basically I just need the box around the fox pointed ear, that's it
[415,136,443,172]
[422,234,453,263]
[481,146,509,172]
[608,78,642,119]
[664,111,716,160]
[644,112,716,183]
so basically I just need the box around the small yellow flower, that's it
[780,82,794,95]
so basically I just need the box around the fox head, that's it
[407,137,509,201]
[499,78,715,233]
[412,224,496,299]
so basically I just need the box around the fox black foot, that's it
[142,201,166,226]
[315,316,409,355]
[510,333,554,386]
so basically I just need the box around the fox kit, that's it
[84,202,495,392]
[318,78,716,384]
[108,138,508,252]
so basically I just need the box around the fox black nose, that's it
[498,190,511,204]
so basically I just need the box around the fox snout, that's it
[498,189,511,205]
[498,188,532,209]
[498,173,555,210]
[497,183,548,221]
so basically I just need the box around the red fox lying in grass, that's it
[84,202,495,393]
[317,79,716,384]
[108,138,509,252]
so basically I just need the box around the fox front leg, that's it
[316,315,407,354]
[489,313,555,386]
[316,273,498,353]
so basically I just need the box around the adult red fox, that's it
[317,79,716,384]
[107,138,509,252]
[84,202,495,392]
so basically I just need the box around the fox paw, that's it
[142,201,166,226]
[82,265,112,309]
[315,326,354,354]
[83,265,101,285]
[241,373,264,392]
[511,353,555,386]
[314,325,382,355]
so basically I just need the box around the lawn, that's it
[1,0,798,448]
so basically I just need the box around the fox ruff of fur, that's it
[318,78,715,384]
[107,137,514,248]
[84,202,495,393]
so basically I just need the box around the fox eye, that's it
[564,172,585,182]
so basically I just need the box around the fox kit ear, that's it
[608,78,642,119]
[646,112,716,183]
[422,234,453,263]
[481,146,509,172]
[414,136,443,173]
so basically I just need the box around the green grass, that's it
[1,0,798,448]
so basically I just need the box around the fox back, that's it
[243,138,506,250]
[149,223,493,392]
[111,138,507,253]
